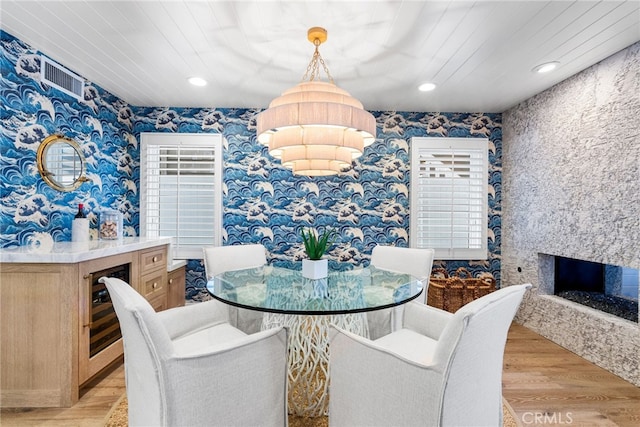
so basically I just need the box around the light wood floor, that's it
[0,358,125,427]
[503,325,640,426]
[2,324,640,426]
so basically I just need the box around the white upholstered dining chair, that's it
[100,276,288,427]
[203,244,268,333]
[367,245,435,339]
[329,283,531,427]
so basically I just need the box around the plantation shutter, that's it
[410,137,488,260]
[140,133,222,259]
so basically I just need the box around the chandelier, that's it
[256,27,376,176]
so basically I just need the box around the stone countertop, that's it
[0,237,173,264]
[168,259,188,271]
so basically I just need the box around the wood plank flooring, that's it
[2,324,640,426]
[503,325,640,426]
[0,359,125,427]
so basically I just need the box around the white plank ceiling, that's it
[2,0,639,112]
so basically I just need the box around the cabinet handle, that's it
[152,282,158,289]
[83,274,90,279]
[152,256,158,262]
[169,278,174,285]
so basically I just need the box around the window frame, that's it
[409,137,489,260]
[140,132,223,260]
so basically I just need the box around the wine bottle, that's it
[72,203,89,242]
[75,204,86,219]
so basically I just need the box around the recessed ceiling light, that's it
[188,77,207,86]
[532,62,560,74]
[418,82,437,92]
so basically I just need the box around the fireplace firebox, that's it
[554,256,604,294]
[550,255,638,322]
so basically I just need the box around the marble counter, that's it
[0,237,173,264]
[168,259,187,271]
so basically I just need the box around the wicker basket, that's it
[427,267,496,313]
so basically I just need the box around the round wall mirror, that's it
[37,134,89,192]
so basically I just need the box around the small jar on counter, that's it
[99,209,123,240]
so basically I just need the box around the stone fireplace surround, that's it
[515,286,640,386]
[513,254,640,386]
[502,42,640,387]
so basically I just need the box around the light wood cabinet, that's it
[138,247,168,311]
[167,265,186,308]
[0,263,78,408]
[0,240,181,408]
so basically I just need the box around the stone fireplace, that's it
[502,42,640,386]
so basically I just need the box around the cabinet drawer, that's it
[139,247,167,276]
[140,271,167,301]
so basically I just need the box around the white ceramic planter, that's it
[302,259,328,279]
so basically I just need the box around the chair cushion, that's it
[173,323,247,355]
[374,328,438,364]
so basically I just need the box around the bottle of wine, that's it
[72,203,89,242]
[75,203,86,219]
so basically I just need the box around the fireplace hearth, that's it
[524,254,640,387]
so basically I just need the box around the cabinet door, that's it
[167,266,186,308]
[78,253,133,385]
[0,263,78,407]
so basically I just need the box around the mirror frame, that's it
[36,134,89,192]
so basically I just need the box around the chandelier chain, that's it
[302,43,334,84]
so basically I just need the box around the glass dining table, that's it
[206,265,423,417]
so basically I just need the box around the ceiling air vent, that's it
[40,55,84,101]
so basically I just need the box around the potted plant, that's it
[301,227,336,279]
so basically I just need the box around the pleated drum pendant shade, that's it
[256,27,376,177]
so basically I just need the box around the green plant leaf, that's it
[301,227,336,260]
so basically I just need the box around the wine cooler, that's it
[89,264,130,357]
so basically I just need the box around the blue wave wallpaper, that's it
[1,31,138,245]
[1,30,502,301]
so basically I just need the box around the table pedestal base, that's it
[262,313,369,417]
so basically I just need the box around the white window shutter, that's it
[410,137,488,260]
[140,133,223,259]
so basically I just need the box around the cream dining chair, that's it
[330,283,530,427]
[100,276,288,427]
[203,244,268,334]
[367,245,435,339]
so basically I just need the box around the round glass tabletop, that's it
[206,265,423,315]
